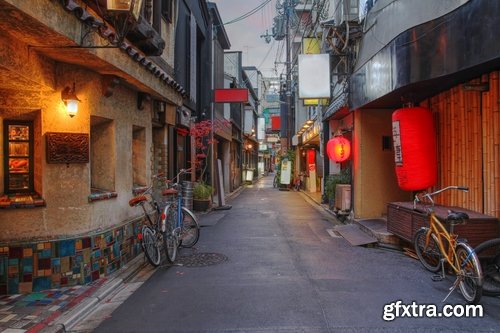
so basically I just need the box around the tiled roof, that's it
[62,0,187,98]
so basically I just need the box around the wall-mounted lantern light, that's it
[61,83,81,118]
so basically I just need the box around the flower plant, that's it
[189,119,230,199]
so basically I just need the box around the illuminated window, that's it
[3,120,33,193]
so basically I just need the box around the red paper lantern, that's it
[392,106,437,191]
[327,136,351,162]
[307,149,315,165]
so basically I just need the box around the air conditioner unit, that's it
[336,0,359,25]
[335,184,351,211]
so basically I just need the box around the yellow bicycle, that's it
[413,186,483,304]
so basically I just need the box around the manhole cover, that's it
[176,252,228,267]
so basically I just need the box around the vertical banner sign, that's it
[392,120,403,166]
[280,159,291,185]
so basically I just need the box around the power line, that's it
[222,0,272,26]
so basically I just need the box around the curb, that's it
[298,191,343,225]
[43,255,147,333]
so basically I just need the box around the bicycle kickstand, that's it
[432,258,446,282]
[442,276,461,303]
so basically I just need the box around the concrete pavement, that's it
[94,176,500,332]
[1,175,499,332]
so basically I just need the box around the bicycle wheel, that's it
[162,205,178,263]
[474,238,500,296]
[456,242,483,304]
[413,227,442,272]
[179,206,200,248]
[141,225,161,267]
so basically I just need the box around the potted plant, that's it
[192,181,213,211]
[325,167,351,214]
[189,119,229,211]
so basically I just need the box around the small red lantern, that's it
[327,136,351,162]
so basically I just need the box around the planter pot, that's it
[193,199,211,212]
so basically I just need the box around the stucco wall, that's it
[353,109,411,219]
[1,64,153,241]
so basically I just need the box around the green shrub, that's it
[325,167,351,203]
[193,182,213,200]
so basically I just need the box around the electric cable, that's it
[222,0,272,26]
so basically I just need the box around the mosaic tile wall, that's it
[0,219,142,295]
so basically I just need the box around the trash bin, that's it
[182,181,193,210]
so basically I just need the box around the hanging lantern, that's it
[327,135,351,162]
[392,106,437,191]
[307,149,315,165]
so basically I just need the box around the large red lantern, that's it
[327,136,351,162]
[392,106,437,191]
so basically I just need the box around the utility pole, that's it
[285,0,291,152]
[263,0,295,153]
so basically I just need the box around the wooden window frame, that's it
[3,120,34,194]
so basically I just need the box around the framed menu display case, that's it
[3,120,34,193]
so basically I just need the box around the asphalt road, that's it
[88,175,500,332]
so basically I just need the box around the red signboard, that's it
[214,89,249,103]
[271,116,280,130]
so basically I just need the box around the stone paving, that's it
[0,279,106,333]
[0,182,326,333]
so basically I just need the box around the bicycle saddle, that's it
[446,210,469,224]
[129,195,147,206]
[162,188,178,195]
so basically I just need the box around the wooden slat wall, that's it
[424,71,499,218]
[482,72,500,218]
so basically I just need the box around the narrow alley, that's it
[85,176,500,333]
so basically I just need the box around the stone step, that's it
[334,224,378,246]
[353,218,403,248]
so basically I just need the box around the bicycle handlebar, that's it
[168,168,193,186]
[413,185,469,209]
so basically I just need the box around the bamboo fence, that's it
[424,71,499,218]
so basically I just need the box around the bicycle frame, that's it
[160,169,191,234]
[416,186,470,272]
[425,212,461,272]
[414,185,483,303]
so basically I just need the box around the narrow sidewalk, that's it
[0,186,246,333]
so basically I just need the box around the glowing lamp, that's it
[327,136,351,162]
[61,83,81,118]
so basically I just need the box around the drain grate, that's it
[327,228,342,238]
[176,252,228,267]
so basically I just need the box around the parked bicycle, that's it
[162,169,200,263]
[474,237,500,297]
[413,186,483,304]
[128,173,169,267]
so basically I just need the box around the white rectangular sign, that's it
[298,54,331,99]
